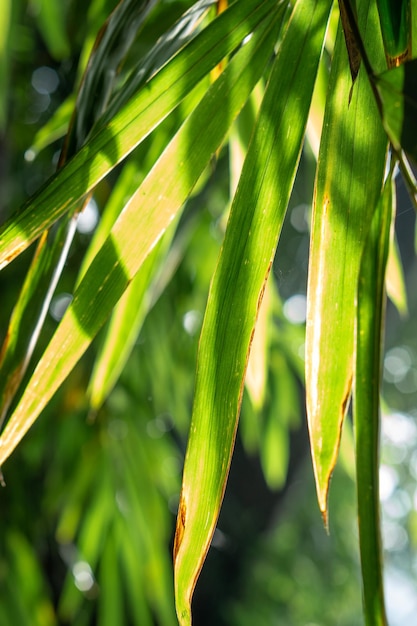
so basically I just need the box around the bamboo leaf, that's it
[0,10,281,467]
[0,0,160,425]
[376,0,411,67]
[305,2,388,523]
[0,0,269,423]
[338,0,361,89]
[173,1,333,623]
[246,276,271,410]
[354,166,393,626]
[87,222,177,412]
[0,0,277,270]
[373,59,417,165]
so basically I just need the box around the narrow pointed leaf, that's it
[338,0,361,87]
[0,0,158,423]
[101,0,216,129]
[69,0,158,152]
[174,1,333,623]
[0,11,281,466]
[0,0,277,269]
[305,3,387,522]
[354,168,393,626]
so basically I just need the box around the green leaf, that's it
[354,167,393,626]
[386,228,408,316]
[0,8,280,467]
[99,0,216,131]
[30,0,71,60]
[0,0,277,270]
[0,0,269,424]
[245,276,271,411]
[0,0,11,130]
[0,216,79,428]
[376,0,411,66]
[373,59,417,165]
[0,0,162,425]
[29,96,75,158]
[87,221,177,412]
[5,531,57,626]
[305,2,388,523]
[173,1,333,623]
[66,0,159,155]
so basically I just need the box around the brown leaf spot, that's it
[0,242,29,270]
[173,493,187,563]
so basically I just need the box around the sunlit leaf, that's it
[0,0,268,424]
[246,276,271,410]
[173,1,333,622]
[354,165,393,626]
[87,222,177,412]
[0,216,79,428]
[0,0,277,270]
[386,228,408,316]
[0,10,280,467]
[305,1,388,523]
[338,0,361,89]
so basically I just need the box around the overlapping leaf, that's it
[0,0,164,427]
[373,58,417,166]
[0,0,273,426]
[0,0,277,269]
[305,0,388,523]
[0,8,282,466]
[354,166,393,626]
[173,0,333,622]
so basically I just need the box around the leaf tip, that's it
[320,502,330,534]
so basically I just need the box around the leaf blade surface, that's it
[305,2,388,521]
[173,1,333,622]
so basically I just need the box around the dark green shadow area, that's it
[71,235,130,340]
[401,58,417,163]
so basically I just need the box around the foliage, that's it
[1,0,417,624]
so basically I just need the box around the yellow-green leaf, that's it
[305,1,388,523]
[0,7,280,467]
[386,228,408,316]
[174,1,333,622]
[0,0,277,270]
